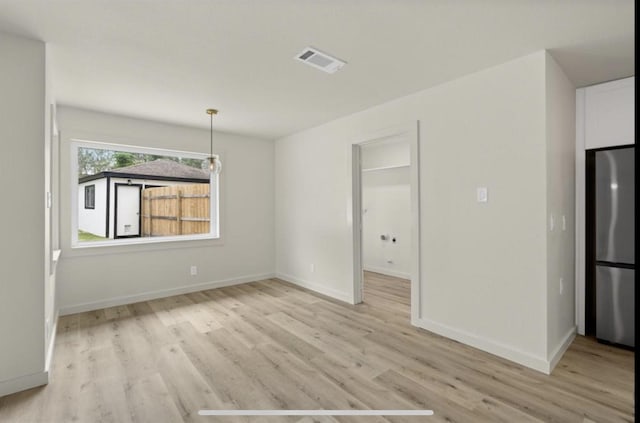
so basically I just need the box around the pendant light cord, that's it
[206,109,219,173]
[210,112,213,159]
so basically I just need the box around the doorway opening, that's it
[351,122,421,324]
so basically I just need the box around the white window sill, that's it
[72,233,219,249]
[67,234,223,257]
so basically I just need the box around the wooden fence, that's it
[141,184,210,237]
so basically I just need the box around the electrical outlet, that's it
[310,263,315,273]
[562,215,566,231]
[549,214,555,231]
[190,265,198,276]
[559,277,564,295]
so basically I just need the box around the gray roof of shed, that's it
[79,159,210,183]
[108,159,209,179]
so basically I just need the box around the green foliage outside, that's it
[113,152,137,168]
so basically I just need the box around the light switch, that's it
[476,187,488,203]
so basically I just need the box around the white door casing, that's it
[115,184,141,237]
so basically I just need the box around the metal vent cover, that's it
[294,47,346,74]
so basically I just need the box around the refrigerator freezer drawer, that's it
[596,266,635,347]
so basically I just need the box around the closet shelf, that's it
[362,164,409,172]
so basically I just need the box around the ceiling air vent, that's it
[294,47,346,74]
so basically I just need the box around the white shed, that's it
[78,160,210,239]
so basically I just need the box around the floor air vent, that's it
[294,47,346,74]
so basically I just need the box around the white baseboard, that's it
[363,266,411,280]
[45,311,59,373]
[0,371,48,398]
[59,272,276,316]
[548,326,577,373]
[276,272,353,304]
[414,317,552,374]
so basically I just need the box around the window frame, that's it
[71,139,220,249]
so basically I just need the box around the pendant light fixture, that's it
[206,108,222,175]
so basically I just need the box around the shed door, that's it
[115,184,142,238]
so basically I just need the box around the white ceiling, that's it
[0,0,634,139]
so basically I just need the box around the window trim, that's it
[84,184,95,209]
[71,139,220,249]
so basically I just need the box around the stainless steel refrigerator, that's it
[594,147,635,347]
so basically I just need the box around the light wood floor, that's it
[0,272,634,422]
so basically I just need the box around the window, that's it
[84,185,95,209]
[72,140,219,247]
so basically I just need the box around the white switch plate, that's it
[549,214,554,231]
[559,277,564,295]
[476,187,488,203]
[190,265,198,276]
[562,215,566,231]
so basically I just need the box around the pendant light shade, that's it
[208,156,221,174]
[206,108,222,175]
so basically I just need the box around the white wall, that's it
[57,106,275,314]
[78,178,107,237]
[362,141,411,279]
[275,51,576,373]
[545,54,577,364]
[0,32,47,395]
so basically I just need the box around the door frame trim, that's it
[114,183,143,239]
[349,121,421,324]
